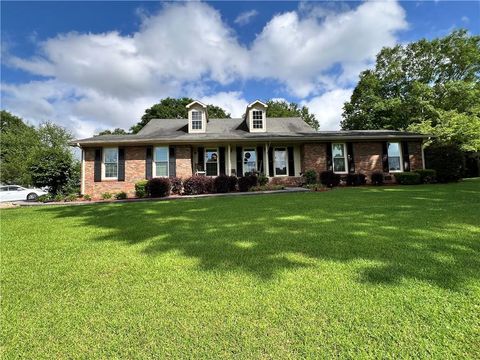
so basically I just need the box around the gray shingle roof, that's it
[71,117,429,146]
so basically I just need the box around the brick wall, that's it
[176,146,193,178]
[301,143,327,173]
[353,142,384,175]
[408,141,423,171]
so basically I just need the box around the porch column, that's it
[265,143,270,177]
[227,144,231,176]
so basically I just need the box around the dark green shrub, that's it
[425,144,463,183]
[303,169,317,185]
[135,180,148,198]
[214,175,230,193]
[228,176,238,192]
[64,194,78,202]
[170,177,183,195]
[54,193,65,202]
[183,176,213,195]
[83,194,92,201]
[36,194,53,202]
[394,172,422,185]
[115,191,128,200]
[346,173,367,186]
[258,173,269,186]
[414,169,437,184]
[248,174,258,187]
[371,171,384,186]
[146,178,171,197]
[238,177,252,192]
[101,192,112,200]
[320,171,340,188]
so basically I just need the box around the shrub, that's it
[346,173,367,186]
[214,175,230,193]
[53,193,65,202]
[414,169,437,184]
[248,174,258,187]
[183,176,214,195]
[115,191,128,200]
[228,176,238,192]
[250,184,284,192]
[36,194,53,203]
[146,178,171,198]
[394,172,422,185]
[64,194,78,202]
[135,180,148,198]
[170,177,183,195]
[238,176,252,192]
[371,171,384,186]
[258,173,269,186]
[304,183,328,192]
[303,169,317,185]
[101,192,112,200]
[425,144,463,183]
[83,194,92,201]
[319,171,341,188]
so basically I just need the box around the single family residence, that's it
[72,100,428,198]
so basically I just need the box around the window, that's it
[154,146,169,177]
[104,148,118,179]
[192,111,203,130]
[387,142,402,172]
[252,110,263,129]
[0,186,8,192]
[332,143,347,173]
[205,148,219,176]
[274,148,288,176]
[243,148,257,174]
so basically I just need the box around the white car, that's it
[0,185,48,202]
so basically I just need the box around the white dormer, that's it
[186,100,208,133]
[246,100,267,133]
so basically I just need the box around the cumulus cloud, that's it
[302,89,353,130]
[1,1,407,136]
[234,10,259,26]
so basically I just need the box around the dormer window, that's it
[192,111,203,130]
[252,111,263,129]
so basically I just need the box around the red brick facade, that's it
[83,140,424,198]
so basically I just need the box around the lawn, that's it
[1,180,479,358]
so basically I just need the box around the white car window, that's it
[0,187,8,192]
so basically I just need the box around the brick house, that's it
[72,100,428,198]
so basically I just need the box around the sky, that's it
[1,1,479,138]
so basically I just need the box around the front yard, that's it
[1,180,479,358]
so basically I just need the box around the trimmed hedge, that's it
[425,144,463,183]
[214,175,230,193]
[170,177,183,195]
[394,172,421,185]
[320,171,340,188]
[146,178,171,197]
[114,191,128,200]
[183,176,214,195]
[346,173,367,186]
[414,169,437,184]
[371,171,384,186]
[303,169,317,185]
[228,176,238,192]
[135,180,148,198]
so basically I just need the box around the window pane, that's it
[192,111,202,120]
[275,148,287,175]
[105,164,118,178]
[156,162,168,177]
[388,157,401,171]
[155,147,169,162]
[332,143,345,158]
[252,111,262,119]
[243,149,257,173]
[333,158,346,172]
[388,142,401,157]
[192,121,202,129]
[205,149,218,176]
[104,148,118,163]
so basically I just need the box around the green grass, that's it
[2,180,479,359]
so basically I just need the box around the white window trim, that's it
[153,146,169,178]
[387,142,403,173]
[243,147,258,174]
[252,111,264,129]
[273,147,289,177]
[191,111,203,130]
[205,147,219,177]
[102,147,119,180]
[332,143,348,174]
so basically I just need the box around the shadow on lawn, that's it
[44,183,480,290]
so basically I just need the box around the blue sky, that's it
[1,1,479,137]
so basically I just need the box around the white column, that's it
[81,148,85,195]
[227,144,231,175]
[265,143,270,177]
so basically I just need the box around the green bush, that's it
[371,171,384,185]
[320,171,340,188]
[304,183,328,192]
[303,169,317,185]
[115,191,128,200]
[395,172,422,185]
[36,194,53,203]
[346,173,367,186]
[135,180,148,198]
[64,194,78,202]
[101,192,112,200]
[425,144,463,183]
[414,169,437,184]
[83,194,92,201]
[54,193,65,202]
[258,173,269,186]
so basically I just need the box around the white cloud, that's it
[1,1,407,137]
[302,88,353,130]
[234,10,259,26]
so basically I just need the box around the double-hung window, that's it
[192,111,203,130]
[252,111,263,129]
[154,146,169,177]
[332,143,347,173]
[243,148,257,174]
[205,148,219,176]
[274,147,288,176]
[104,148,118,179]
[387,142,402,172]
